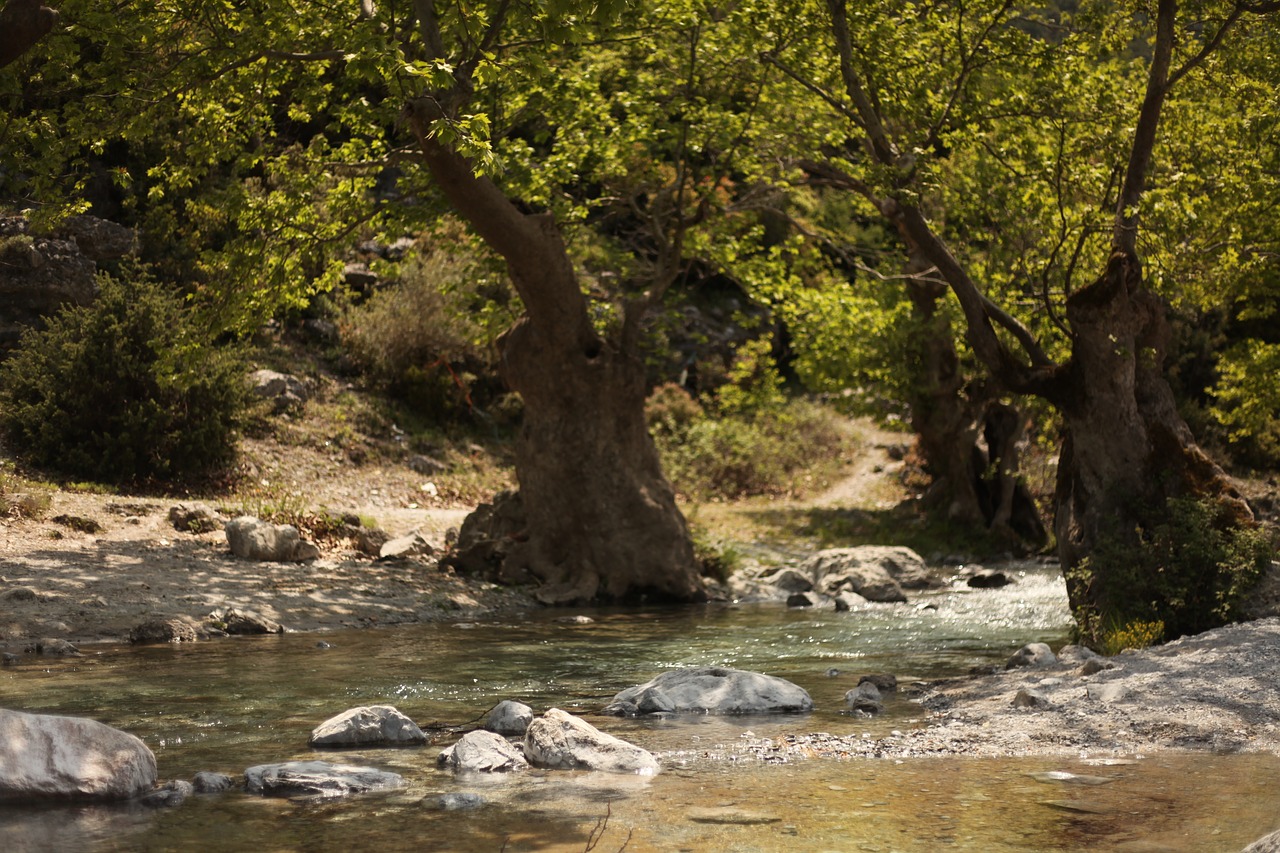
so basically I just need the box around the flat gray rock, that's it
[604,666,813,716]
[244,761,405,799]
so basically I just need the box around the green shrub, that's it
[646,343,848,501]
[340,236,507,417]
[1068,496,1273,648]
[0,267,248,485]
[1209,340,1280,469]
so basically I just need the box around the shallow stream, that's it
[3,566,1278,851]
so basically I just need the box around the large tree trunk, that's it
[407,105,704,605]
[1054,251,1253,635]
[500,314,703,604]
[903,252,1046,551]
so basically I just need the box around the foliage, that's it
[1096,619,1166,657]
[0,266,248,485]
[647,344,847,501]
[711,338,786,416]
[687,518,745,583]
[0,463,51,519]
[341,229,512,418]
[1067,497,1274,648]
[1209,341,1280,469]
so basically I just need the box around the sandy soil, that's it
[0,490,530,646]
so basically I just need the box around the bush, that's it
[646,343,848,501]
[1068,496,1273,648]
[0,267,248,485]
[341,237,507,417]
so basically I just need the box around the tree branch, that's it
[1166,6,1243,90]
[826,0,898,165]
[1113,0,1176,255]
[760,53,863,127]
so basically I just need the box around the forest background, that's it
[0,0,1277,651]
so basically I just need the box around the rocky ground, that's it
[0,488,533,645]
[728,617,1280,761]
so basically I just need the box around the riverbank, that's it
[727,616,1280,761]
[0,490,536,645]
[4,420,1280,770]
[7,488,1280,768]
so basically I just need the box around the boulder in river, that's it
[523,708,659,775]
[0,709,157,801]
[787,591,821,608]
[138,780,194,808]
[192,771,237,793]
[758,567,814,592]
[832,591,866,611]
[244,761,405,799]
[484,700,534,736]
[437,730,528,773]
[309,705,427,747]
[803,546,933,592]
[845,682,884,715]
[602,666,813,716]
[1006,642,1057,670]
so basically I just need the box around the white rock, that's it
[309,705,426,746]
[437,730,527,772]
[0,709,157,801]
[523,708,659,775]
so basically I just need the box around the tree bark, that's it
[904,275,1046,550]
[0,0,57,70]
[1054,251,1252,630]
[406,104,704,605]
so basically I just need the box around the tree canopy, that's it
[2,0,1277,624]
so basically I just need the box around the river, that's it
[3,565,1278,851]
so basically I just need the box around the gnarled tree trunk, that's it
[1054,250,1252,633]
[902,242,1046,551]
[407,106,704,605]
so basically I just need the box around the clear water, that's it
[2,566,1278,851]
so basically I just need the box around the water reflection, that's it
[2,566,1277,850]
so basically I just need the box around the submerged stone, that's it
[603,666,813,716]
[244,761,405,799]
